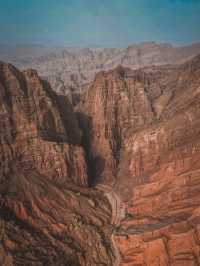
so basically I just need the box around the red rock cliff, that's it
[78,55,200,265]
[0,62,116,266]
[1,55,200,265]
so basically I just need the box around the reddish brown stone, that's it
[78,55,200,265]
[1,54,200,265]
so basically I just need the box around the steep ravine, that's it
[95,184,126,266]
[1,55,200,265]
[0,61,118,266]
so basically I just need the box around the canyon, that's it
[0,51,200,265]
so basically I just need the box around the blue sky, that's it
[0,0,200,46]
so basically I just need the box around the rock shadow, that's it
[76,112,105,187]
[38,80,81,145]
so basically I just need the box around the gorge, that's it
[0,52,200,265]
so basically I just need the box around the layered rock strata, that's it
[1,54,200,265]
[0,62,116,266]
[78,55,200,265]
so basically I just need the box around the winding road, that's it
[96,184,125,266]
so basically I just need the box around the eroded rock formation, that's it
[1,54,200,265]
[0,62,116,266]
[2,42,200,98]
[78,55,200,265]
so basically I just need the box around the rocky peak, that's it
[0,61,87,184]
[77,65,156,186]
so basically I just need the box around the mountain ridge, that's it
[1,42,200,99]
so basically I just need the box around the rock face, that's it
[0,62,116,266]
[78,55,200,265]
[0,62,86,185]
[1,54,200,266]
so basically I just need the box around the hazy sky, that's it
[0,0,200,47]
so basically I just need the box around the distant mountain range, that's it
[1,42,200,98]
